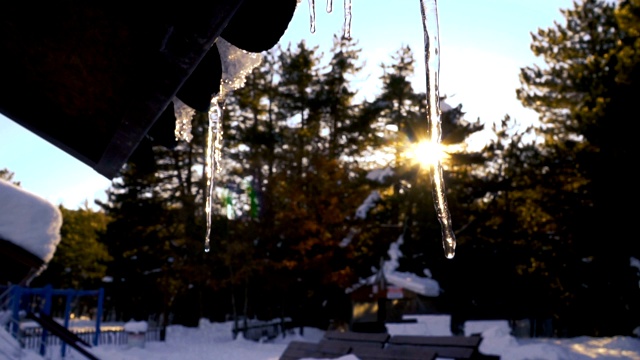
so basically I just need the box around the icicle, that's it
[204,97,224,253]
[173,98,195,142]
[217,38,262,99]
[420,0,456,259]
[308,0,316,33]
[344,0,352,39]
[202,39,262,252]
[326,0,333,13]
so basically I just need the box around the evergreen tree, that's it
[517,0,640,335]
[98,110,229,324]
[0,168,19,185]
[350,46,486,323]
[220,37,376,328]
[33,206,112,289]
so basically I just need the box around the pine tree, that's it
[33,206,112,289]
[0,168,19,185]
[98,110,229,324]
[517,0,640,335]
[350,46,486,315]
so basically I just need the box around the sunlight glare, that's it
[404,140,447,169]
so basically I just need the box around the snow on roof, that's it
[124,320,149,333]
[347,234,441,297]
[0,179,62,262]
[384,234,440,297]
[385,270,440,297]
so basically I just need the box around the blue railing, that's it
[20,326,164,349]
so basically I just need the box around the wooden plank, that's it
[317,340,352,356]
[352,346,437,360]
[389,335,482,348]
[324,331,390,343]
[388,344,475,359]
[279,340,350,360]
[320,339,384,349]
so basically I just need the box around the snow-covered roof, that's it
[124,320,149,333]
[0,179,62,262]
[347,234,441,298]
[385,270,440,297]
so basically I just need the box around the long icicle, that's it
[204,98,224,253]
[344,0,352,39]
[420,0,456,259]
[308,0,316,33]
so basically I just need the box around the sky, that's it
[0,0,576,210]
[2,316,640,360]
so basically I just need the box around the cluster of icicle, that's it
[305,0,352,38]
[173,37,262,252]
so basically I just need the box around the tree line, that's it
[10,0,639,337]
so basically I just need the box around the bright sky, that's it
[0,0,575,209]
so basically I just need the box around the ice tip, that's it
[442,234,456,259]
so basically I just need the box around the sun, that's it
[403,139,448,169]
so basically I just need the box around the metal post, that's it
[10,286,22,339]
[39,284,53,356]
[94,288,104,346]
[61,292,73,358]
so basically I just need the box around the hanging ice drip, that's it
[204,98,224,252]
[420,0,456,258]
[307,0,352,38]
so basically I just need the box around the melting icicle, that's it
[217,38,263,99]
[420,0,456,259]
[204,98,225,253]
[306,0,351,39]
[173,97,195,142]
[344,0,352,39]
[308,0,317,33]
[202,38,262,252]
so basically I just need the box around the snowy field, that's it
[2,316,639,360]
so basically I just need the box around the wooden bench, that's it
[279,340,351,360]
[324,330,389,345]
[279,332,501,360]
[351,346,436,360]
[388,335,500,360]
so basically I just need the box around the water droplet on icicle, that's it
[204,98,225,253]
[326,0,333,13]
[343,0,352,39]
[420,0,456,259]
[308,0,317,33]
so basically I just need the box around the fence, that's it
[19,326,164,350]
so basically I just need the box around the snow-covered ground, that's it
[2,316,639,360]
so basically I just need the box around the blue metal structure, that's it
[7,285,104,358]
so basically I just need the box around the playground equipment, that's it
[4,284,104,359]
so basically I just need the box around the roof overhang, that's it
[0,0,297,179]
